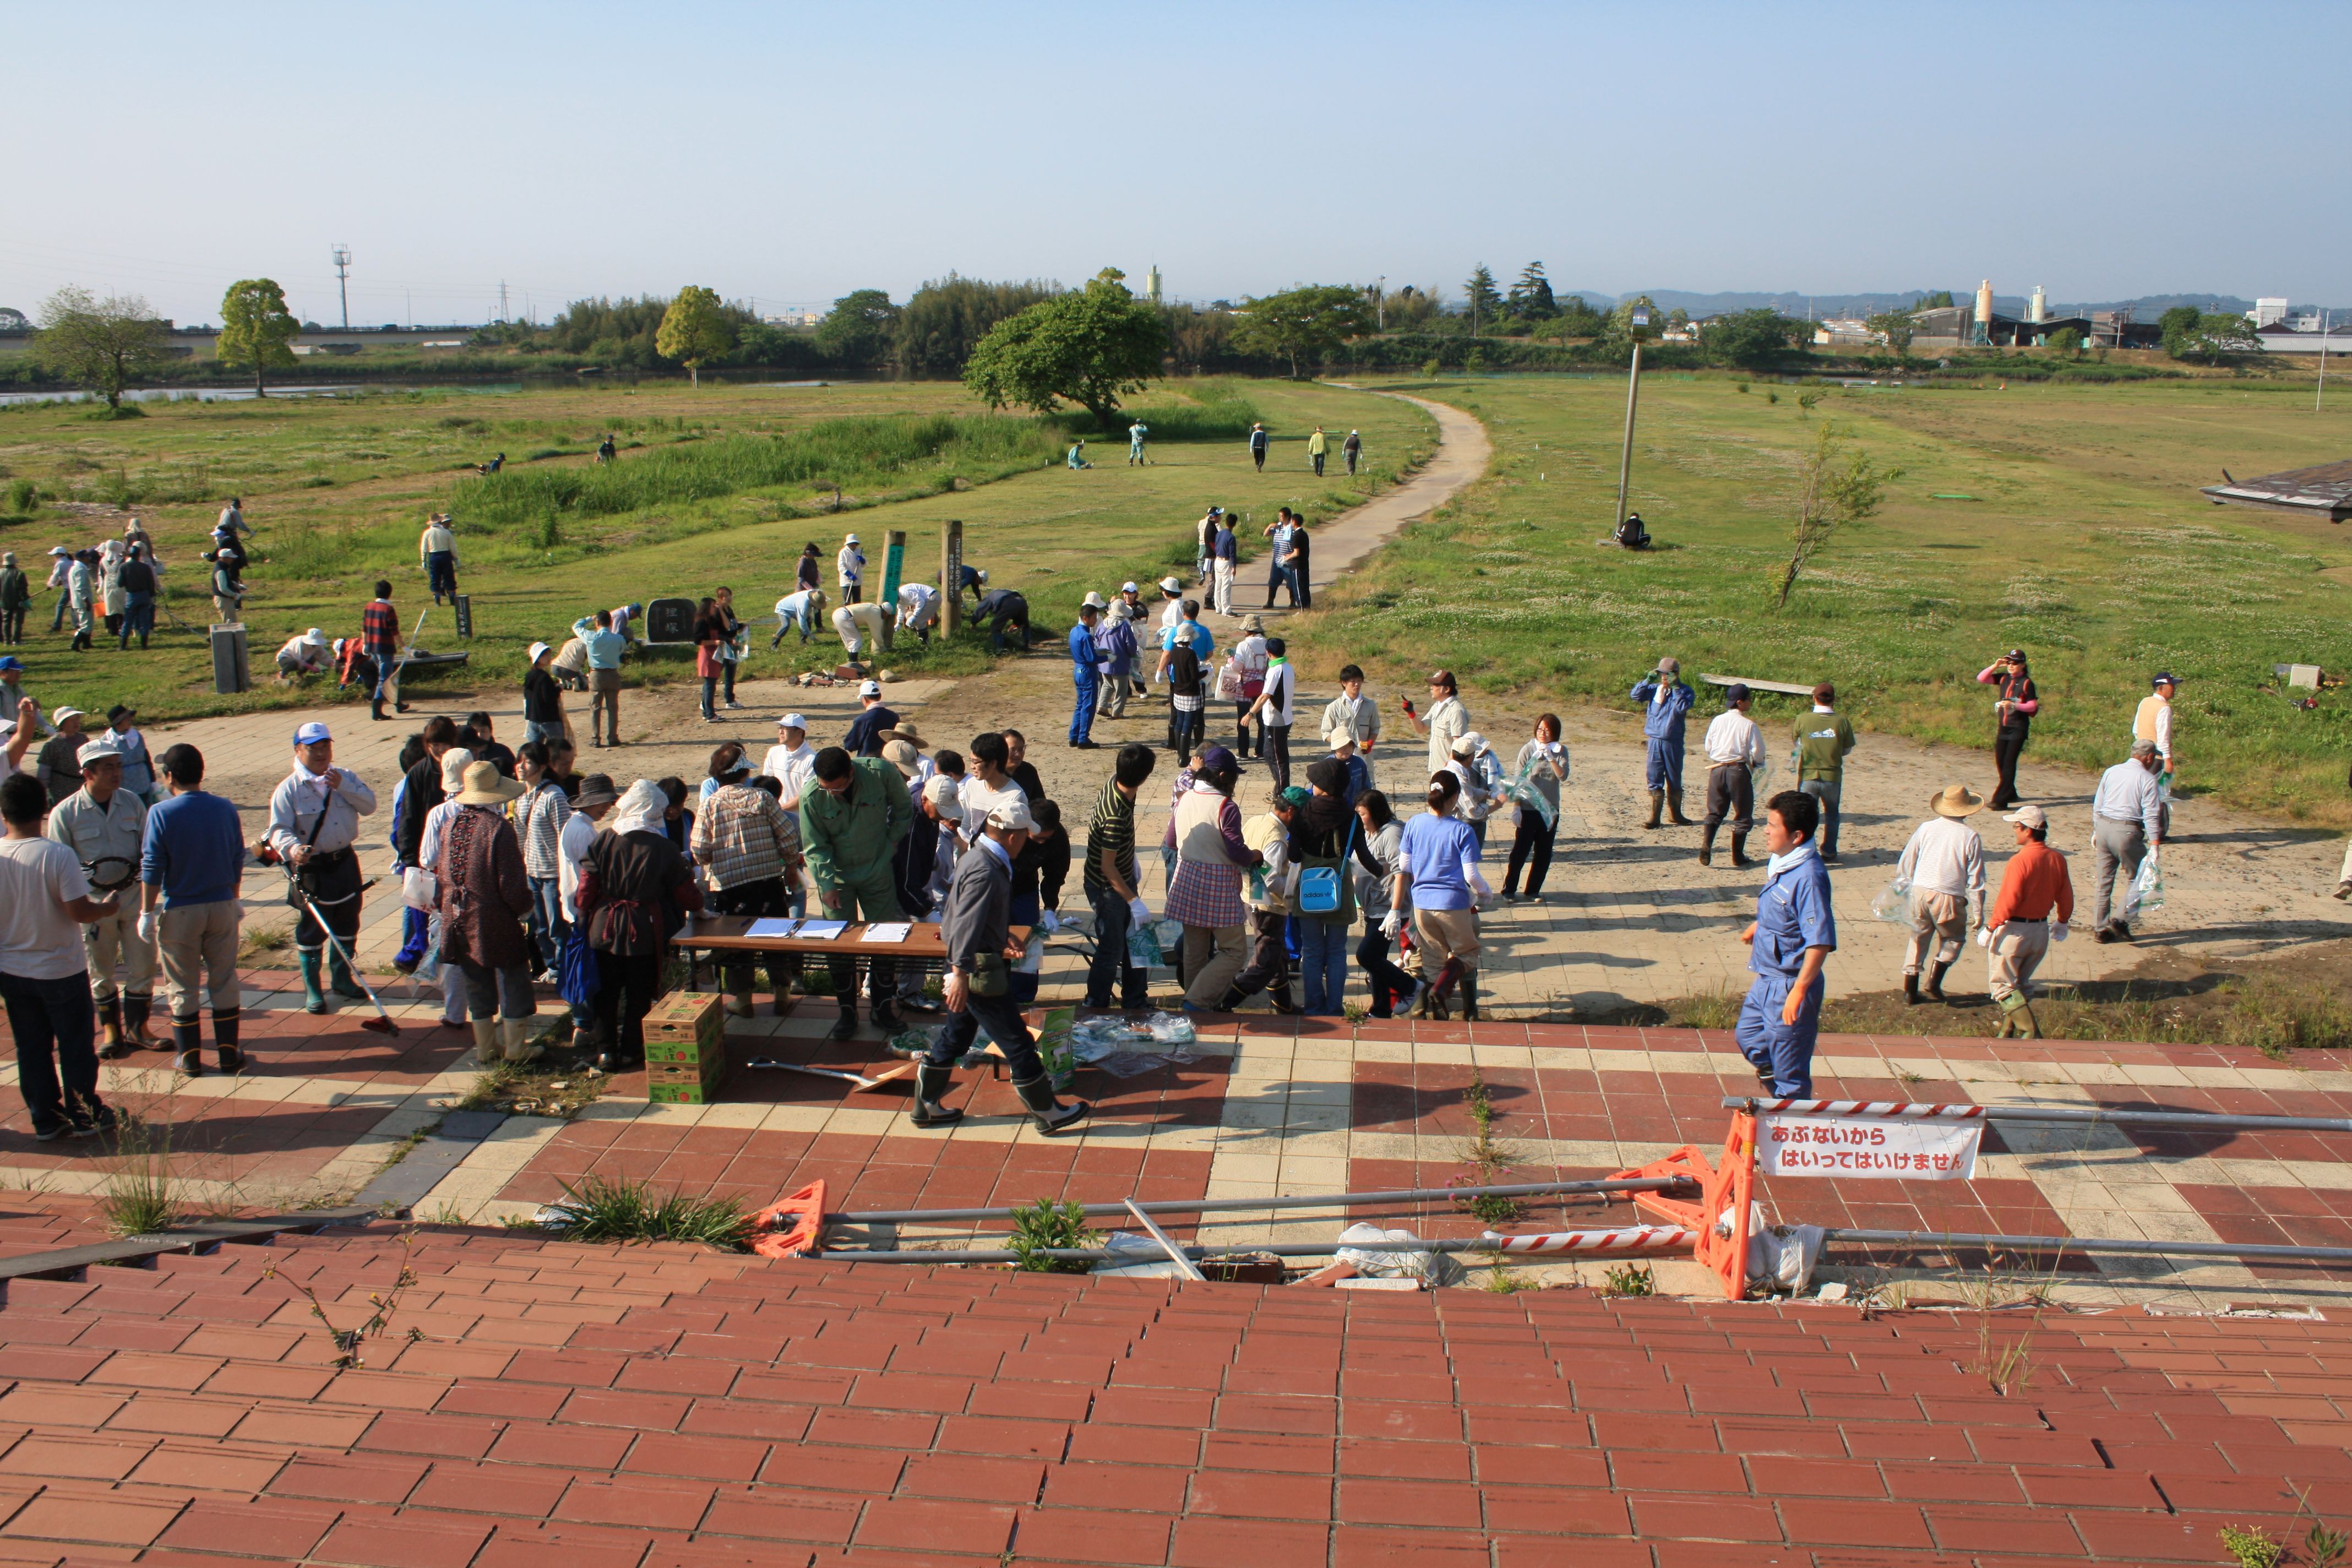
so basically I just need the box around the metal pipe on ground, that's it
[829,1176,1694,1227]
[1723,1096,2352,1135]
[816,1226,1700,1265]
[1826,1228,2352,1267]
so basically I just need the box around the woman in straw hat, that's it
[434,760,538,1064]
[1896,783,1988,1005]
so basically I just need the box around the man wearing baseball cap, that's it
[48,736,155,1056]
[912,797,1088,1135]
[837,532,865,603]
[1978,803,2074,1038]
[2088,739,2164,943]
[762,715,817,835]
[831,596,889,664]
[36,709,88,808]
[1698,683,1765,868]
[842,680,899,758]
[1630,657,1696,830]
[265,721,379,1014]
[1067,600,1103,750]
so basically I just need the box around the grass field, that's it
[0,378,1435,720]
[1306,374,2352,822]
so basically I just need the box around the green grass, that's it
[1310,374,2352,823]
[547,1173,754,1249]
[0,376,1434,724]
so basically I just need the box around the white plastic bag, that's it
[402,865,437,912]
[2121,855,2164,919]
[1869,874,1912,923]
[1336,1222,1466,1287]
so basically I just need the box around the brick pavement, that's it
[0,1223,2346,1565]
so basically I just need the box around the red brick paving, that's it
[0,1223,2335,1563]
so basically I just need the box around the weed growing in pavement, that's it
[1008,1197,1095,1274]
[1453,1070,1522,1224]
[238,924,291,961]
[2219,1523,2283,1568]
[1599,1261,1656,1298]
[265,1228,424,1369]
[1668,983,1741,1032]
[1482,1253,1539,1293]
[549,1174,753,1250]
[96,1115,181,1237]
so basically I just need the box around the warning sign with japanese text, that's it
[1757,1111,1981,1180]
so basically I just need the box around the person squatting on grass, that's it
[139,743,246,1079]
[1736,791,1836,1098]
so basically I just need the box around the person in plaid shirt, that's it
[1160,745,1260,1011]
[361,580,407,721]
[690,744,803,1017]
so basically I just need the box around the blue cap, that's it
[0,657,23,673]
[1727,683,1752,704]
[293,721,331,745]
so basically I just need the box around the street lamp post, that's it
[1613,306,1652,535]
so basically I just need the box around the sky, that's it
[9,0,2349,328]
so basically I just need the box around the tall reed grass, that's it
[449,413,1060,527]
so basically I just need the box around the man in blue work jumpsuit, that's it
[1737,790,1837,1097]
[1630,656,1697,830]
[1068,601,1103,749]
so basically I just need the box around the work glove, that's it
[1038,910,1061,935]
[1128,897,1151,929]
[136,911,159,946]
[2050,921,2070,943]
[1974,924,1996,949]
[1380,910,1403,939]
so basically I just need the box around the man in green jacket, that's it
[800,745,913,1039]
[1794,681,1858,861]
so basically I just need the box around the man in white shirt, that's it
[274,628,334,684]
[836,532,865,603]
[1243,638,1299,791]
[1319,665,1381,788]
[896,581,939,644]
[957,733,1028,850]
[772,586,826,647]
[264,722,380,1014]
[764,715,818,810]
[0,771,121,1138]
[419,514,459,606]
[831,599,889,661]
[2089,739,2164,942]
[1897,783,1986,1003]
[1698,684,1766,868]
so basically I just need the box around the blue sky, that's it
[8,0,2347,326]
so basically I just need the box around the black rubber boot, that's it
[371,699,388,721]
[172,1017,204,1076]
[1904,972,1922,1006]
[122,994,156,1050]
[97,998,127,1060]
[1698,825,1717,867]
[1643,790,1664,830]
[827,1001,858,1042]
[1667,786,1693,826]
[1730,832,1752,868]
[1013,1072,1089,1136]
[213,1009,244,1074]
[869,999,902,1034]
[1925,960,1952,1001]
[1460,973,1480,1022]
[910,1063,963,1129]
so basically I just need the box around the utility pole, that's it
[1376,275,1385,331]
[2321,310,2331,413]
[1613,306,1653,536]
[330,244,351,329]
[498,281,508,324]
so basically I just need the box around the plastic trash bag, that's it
[1746,1218,1827,1296]
[2122,855,2164,919]
[556,926,601,1012]
[1336,1222,1466,1287]
[1036,1007,1077,1090]
[1145,1011,1195,1046]
[1126,917,1164,969]
[1870,874,1913,923]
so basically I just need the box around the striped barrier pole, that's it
[1477,1226,1699,1255]
[1723,1096,2352,1135]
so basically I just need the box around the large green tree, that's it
[962,268,1165,431]
[1705,308,1805,369]
[2160,306,2259,362]
[655,285,736,386]
[1506,262,1558,320]
[1865,307,1917,355]
[896,276,1059,374]
[216,278,299,395]
[31,287,167,411]
[815,289,900,369]
[1232,284,1373,378]
[1463,265,1500,335]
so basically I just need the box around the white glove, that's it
[1380,910,1403,939]
[1974,925,1994,949]
[136,911,159,946]
[2050,921,2070,943]
[1038,910,1061,934]
[1128,897,1151,928]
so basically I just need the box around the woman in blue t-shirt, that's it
[1392,770,1490,1020]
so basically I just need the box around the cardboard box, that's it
[649,1080,724,1105]
[644,991,722,1061]
[649,1056,727,1105]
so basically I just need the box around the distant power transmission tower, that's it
[331,244,352,329]
[498,281,509,324]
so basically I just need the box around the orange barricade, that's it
[1611,1111,1757,1299]
[751,1180,829,1259]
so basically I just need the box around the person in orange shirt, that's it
[1977,803,2075,1038]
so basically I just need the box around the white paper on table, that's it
[793,920,849,940]
[861,923,913,944]
[744,918,800,939]
[1757,1112,1981,1181]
